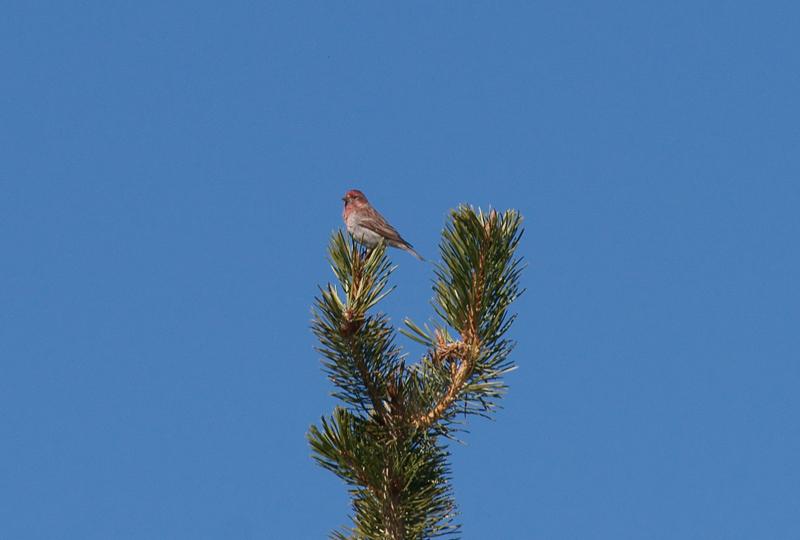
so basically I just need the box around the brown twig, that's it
[411,339,477,431]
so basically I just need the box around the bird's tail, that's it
[403,244,425,261]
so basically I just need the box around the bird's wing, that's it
[358,206,409,246]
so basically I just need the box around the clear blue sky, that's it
[2,2,798,538]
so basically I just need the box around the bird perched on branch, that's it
[342,189,424,260]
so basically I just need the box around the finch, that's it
[342,189,424,260]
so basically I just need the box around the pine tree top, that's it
[309,205,525,539]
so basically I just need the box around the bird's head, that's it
[342,189,369,207]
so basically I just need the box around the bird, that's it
[342,189,424,260]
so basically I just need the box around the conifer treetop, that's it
[309,205,525,539]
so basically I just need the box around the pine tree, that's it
[308,205,525,539]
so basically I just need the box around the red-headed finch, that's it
[342,189,424,260]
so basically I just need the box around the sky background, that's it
[2,1,799,539]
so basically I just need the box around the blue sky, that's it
[2,2,799,538]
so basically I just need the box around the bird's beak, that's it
[341,197,346,202]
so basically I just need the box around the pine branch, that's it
[408,207,524,433]
[312,234,399,419]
